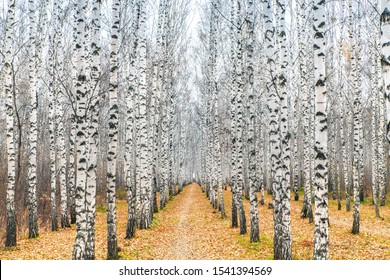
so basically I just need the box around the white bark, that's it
[137,0,152,229]
[298,0,313,221]
[313,0,329,260]
[48,31,58,232]
[247,0,259,243]
[383,1,390,124]
[27,0,39,238]
[5,0,17,247]
[230,0,238,228]
[349,0,360,235]
[382,1,390,207]
[72,0,89,260]
[273,0,292,260]
[85,0,102,259]
[234,0,247,235]
[125,0,138,238]
[106,0,120,259]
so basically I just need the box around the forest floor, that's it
[0,183,389,260]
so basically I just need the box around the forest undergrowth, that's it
[0,183,389,260]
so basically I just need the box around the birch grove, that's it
[0,0,389,261]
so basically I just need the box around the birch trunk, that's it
[273,0,292,260]
[5,0,17,247]
[313,0,329,260]
[85,0,102,259]
[371,41,381,216]
[125,0,138,238]
[159,0,170,210]
[27,0,39,239]
[230,0,238,228]
[72,0,88,260]
[349,0,360,234]
[235,0,247,235]
[247,0,259,243]
[48,33,58,232]
[52,1,70,230]
[382,1,390,207]
[69,116,77,225]
[298,0,313,222]
[137,0,152,229]
[106,0,121,259]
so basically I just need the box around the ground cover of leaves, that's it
[0,183,389,259]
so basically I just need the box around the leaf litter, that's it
[0,183,389,260]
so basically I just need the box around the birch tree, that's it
[383,2,390,171]
[137,0,152,229]
[263,0,278,205]
[48,29,58,232]
[350,0,360,235]
[159,0,170,210]
[27,0,39,238]
[313,0,329,260]
[298,0,313,222]
[209,0,217,210]
[53,1,70,230]
[4,0,17,247]
[85,0,102,259]
[72,0,89,260]
[371,0,383,217]
[124,0,138,239]
[210,0,225,217]
[107,0,121,259]
[273,0,292,260]
[234,0,247,235]
[246,0,259,243]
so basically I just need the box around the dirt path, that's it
[167,187,192,258]
[121,183,253,260]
